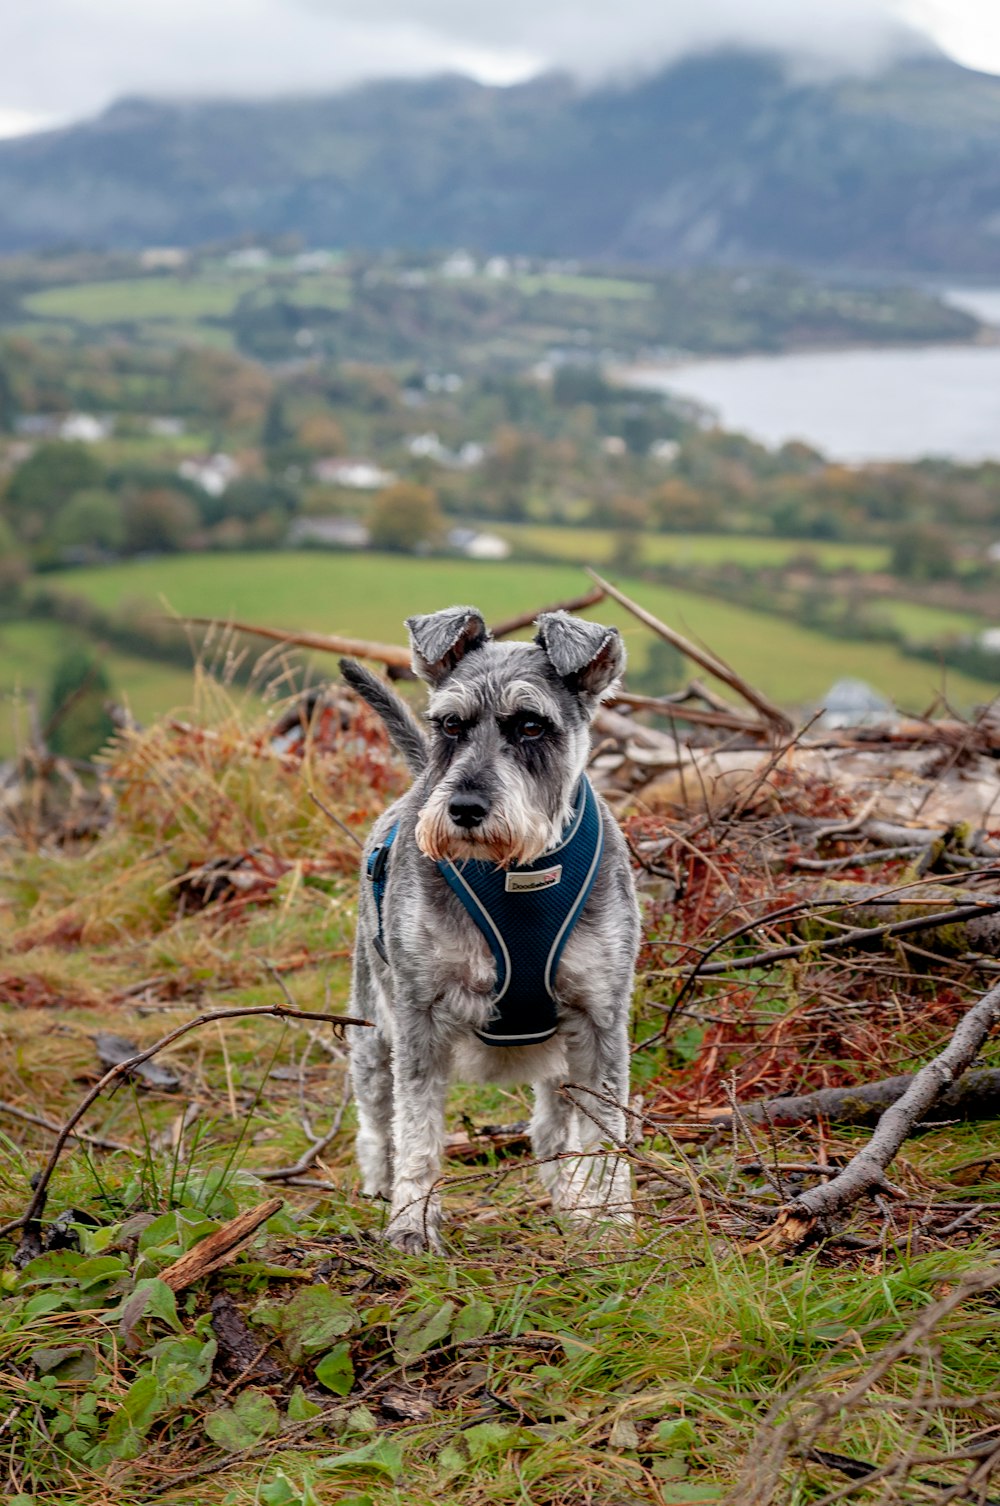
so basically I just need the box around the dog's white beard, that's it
[415,775,560,869]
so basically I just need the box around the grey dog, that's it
[340,605,640,1253]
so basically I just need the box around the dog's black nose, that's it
[449,792,489,829]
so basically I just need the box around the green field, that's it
[513,273,652,300]
[43,551,999,709]
[0,620,198,758]
[500,523,891,572]
[22,276,252,324]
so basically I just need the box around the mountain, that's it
[3,50,1000,273]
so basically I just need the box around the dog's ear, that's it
[535,611,625,701]
[406,606,489,685]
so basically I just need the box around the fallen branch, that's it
[0,1100,133,1153]
[0,1004,371,1244]
[174,591,607,672]
[756,980,1000,1251]
[609,689,765,734]
[586,568,794,735]
[662,897,1000,981]
[704,1067,1000,1130]
[157,1198,284,1291]
[489,587,605,638]
[170,618,413,670]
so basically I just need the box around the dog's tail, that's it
[340,658,428,774]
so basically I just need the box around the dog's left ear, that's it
[406,605,489,685]
[535,611,625,701]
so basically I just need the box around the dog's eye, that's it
[514,716,546,742]
[440,714,464,739]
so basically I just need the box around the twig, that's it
[586,568,794,734]
[306,786,364,849]
[489,587,605,638]
[0,1004,371,1242]
[757,980,1000,1251]
[0,1100,133,1153]
[257,1076,353,1181]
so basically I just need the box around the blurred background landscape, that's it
[4,0,1000,756]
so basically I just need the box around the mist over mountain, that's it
[3,48,1000,273]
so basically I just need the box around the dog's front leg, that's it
[385,1013,451,1254]
[560,1013,634,1227]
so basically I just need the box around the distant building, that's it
[649,438,680,463]
[293,250,335,273]
[601,436,627,456]
[139,247,188,271]
[440,250,477,279]
[311,457,396,490]
[14,411,113,443]
[178,453,239,497]
[424,372,464,394]
[226,247,271,271]
[406,433,484,469]
[976,628,1000,654]
[484,256,511,279]
[288,516,370,548]
[59,413,114,443]
[447,527,511,561]
[816,678,895,730]
[148,416,186,438]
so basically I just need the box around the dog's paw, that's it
[382,1219,444,1256]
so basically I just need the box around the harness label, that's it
[505,865,562,893]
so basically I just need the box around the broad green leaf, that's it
[654,1418,698,1451]
[463,1422,540,1460]
[314,1343,354,1396]
[451,1299,494,1344]
[114,1277,182,1351]
[205,1389,281,1452]
[317,1438,403,1480]
[344,1405,377,1434]
[287,1385,321,1422]
[278,1287,357,1366]
[30,1345,96,1382]
[18,1250,88,1285]
[149,1334,216,1409]
[393,1300,454,1361]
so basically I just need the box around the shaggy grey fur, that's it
[344,607,641,1253]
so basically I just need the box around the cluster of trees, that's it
[4,328,1000,587]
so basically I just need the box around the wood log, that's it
[707,1067,1000,1130]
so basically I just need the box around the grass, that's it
[499,523,892,573]
[0,620,196,759]
[1,676,999,1503]
[46,550,1000,708]
[21,276,254,325]
[513,273,652,301]
[874,597,985,639]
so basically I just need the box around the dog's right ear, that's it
[405,606,489,685]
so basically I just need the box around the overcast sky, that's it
[2,0,1000,138]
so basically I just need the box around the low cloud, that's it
[0,0,943,128]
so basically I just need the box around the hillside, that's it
[4,51,1000,271]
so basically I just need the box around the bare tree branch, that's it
[756,980,1000,1252]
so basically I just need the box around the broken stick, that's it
[757,979,1000,1251]
[586,568,794,736]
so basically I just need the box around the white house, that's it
[178,453,240,497]
[312,458,396,490]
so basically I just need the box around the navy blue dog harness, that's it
[367,778,604,1046]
